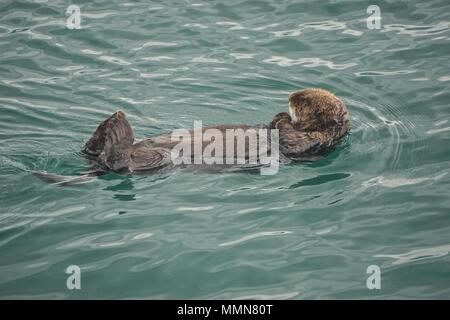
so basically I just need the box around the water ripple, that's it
[219,231,292,247]
[375,244,450,266]
[383,22,450,37]
[263,56,357,70]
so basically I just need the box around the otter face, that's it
[288,88,349,133]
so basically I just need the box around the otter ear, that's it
[82,111,134,157]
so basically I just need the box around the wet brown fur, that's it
[270,88,350,158]
[82,88,350,172]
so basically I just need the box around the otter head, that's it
[288,88,350,136]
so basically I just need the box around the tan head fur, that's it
[288,88,349,137]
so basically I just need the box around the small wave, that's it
[375,244,450,265]
[237,207,263,214]
[184,23,208,29]
[230,53,255,60]
[83,12,117,19]
[362,172,447,188]
[219,231,292,247]
[263,56,357,70]
[355,70,416,76]
[426,120,450,134]
[132,41,178,51]
[176,206,214,212]
[139,72,171,79]
[216,21,245,30]
[140,56,175,61]
[191,56,223,63]
[270,19,363,37]
[98,55,131,65]
[81,49,103,55]
[382,22,450,37]
[438,76,450,82]
[229,292,299,300]
[426,127,450,135]
[55,230,154,250]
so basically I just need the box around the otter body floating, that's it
[32,88,350,184]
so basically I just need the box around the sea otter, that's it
[32,88,350,184]
[82,111,276,174]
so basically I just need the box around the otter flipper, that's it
[82,111,134,158]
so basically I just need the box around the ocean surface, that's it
[1,0,449,299]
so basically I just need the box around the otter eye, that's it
[314,110,322,117]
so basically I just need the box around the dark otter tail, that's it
[82,111,134,159]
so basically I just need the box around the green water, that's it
[1,0,450,299]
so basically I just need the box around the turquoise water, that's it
[1,0,450,299]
